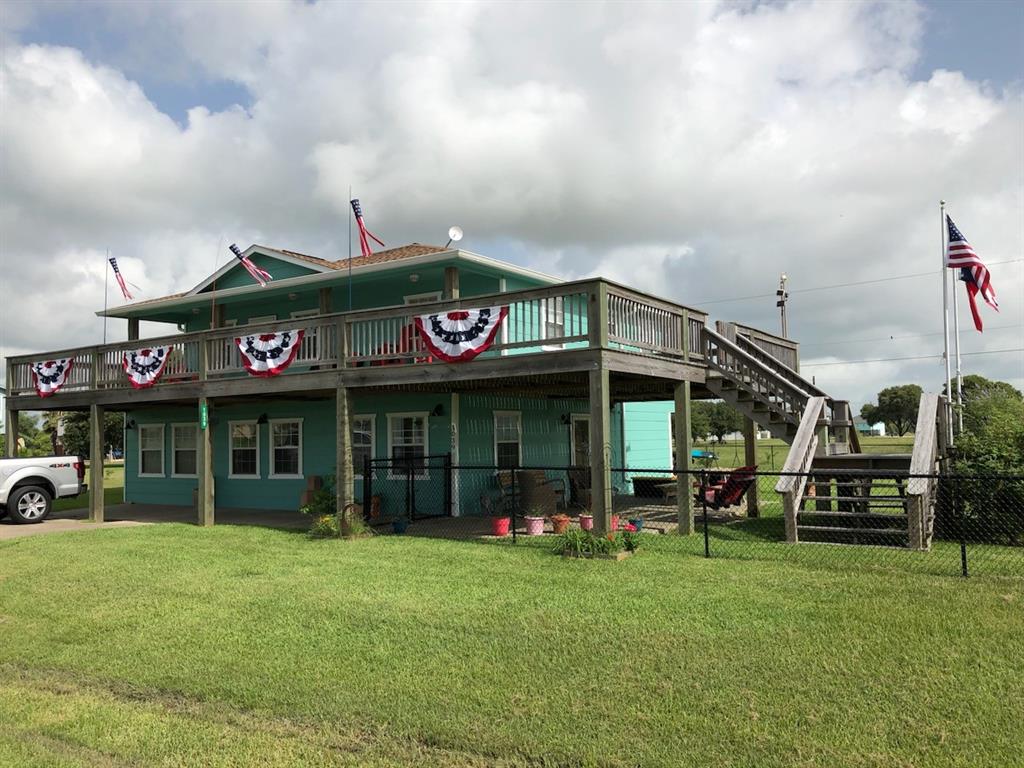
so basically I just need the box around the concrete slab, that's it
[0,503,308,540]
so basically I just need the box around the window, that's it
[403,291,442,305]
[290,309,319,319]
[248,314,277,325]
[270,419,303,478]
[229,421,260,478]
[353,415,375,477]
[388,413,428,477]
[494,411,522,469]
[138,425,165,477]
[171,423,198,477]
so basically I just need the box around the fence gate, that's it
[364,454,452,522]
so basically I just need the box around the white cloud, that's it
[1,0,1021,408]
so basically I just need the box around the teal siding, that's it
[622,401,673,472]
[123,392,637,516]
[204,254,319,292]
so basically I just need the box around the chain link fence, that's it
[357,457,1023,579]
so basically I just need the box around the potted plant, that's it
[550,512,571,535]
[627,513,644,532]
[392,515,409,534]
[578,510,594,530]
[524,506,546,536]
[481,493,510,537]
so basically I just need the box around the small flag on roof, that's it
[350,198,385,258]
[945,216,998,332]
[109,256,133,300]
[229,243,273,287]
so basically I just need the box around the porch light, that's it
[409,273,419,283]
[256,413,269,425]
[431,404,444,417]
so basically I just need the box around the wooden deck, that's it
[5,278,708,411]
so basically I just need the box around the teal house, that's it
[9,243,696,528]
[10,237,817,535]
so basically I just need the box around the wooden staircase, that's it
[700,322,949,550]
[701,323,860,451]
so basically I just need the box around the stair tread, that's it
[798,510,908,519]
[802,495,906,503]
[797,525,908,535]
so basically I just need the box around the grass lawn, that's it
[690,436,915,473]
[51,463,124,513]
[1,526,1021,767]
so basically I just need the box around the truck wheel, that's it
[8,486,52,524]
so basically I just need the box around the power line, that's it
[695,258,1023,305]
[801,347,1024,368]
[800,322,1022,349]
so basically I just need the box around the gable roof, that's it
[99,243,562,320]
[187,243,449,296]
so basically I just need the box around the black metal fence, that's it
[357,457,1023,580]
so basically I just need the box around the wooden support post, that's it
[5,406,18,457]
[674,381,695,535]
[589,367,613,534]
[443,266,460,300]
[742,416,759,518]
[197,397,214,526]
[127,317,140,341]
[336,383,356,533]
[89,404,105,523]
[319,287,332,315]
[587,281,609,349]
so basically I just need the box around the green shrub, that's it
[308,515,340,539]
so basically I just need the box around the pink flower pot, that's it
[579,514,594,531]
[491,517,511,536]
[525,516,545,536]
[610,514,620,531]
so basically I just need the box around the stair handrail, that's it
[906,393,942,550]
[775,397,825,543]
[730,331,863,453]
[731,331,830,399]
[702,327,812,421]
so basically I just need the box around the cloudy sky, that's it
[1,0,1022,412]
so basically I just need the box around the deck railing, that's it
[5,279,709,398]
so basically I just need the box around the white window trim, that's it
[137,424,165,478]
[493,411,523,469]
[248,314,277,325]
[387,411,429,479]
[269,418,304,479]
[403,291,442,305]
[170,422,199,479]
[352,413,376,479]
[222,319,238,327]
[291,308,319,319]
[228,420,261,479]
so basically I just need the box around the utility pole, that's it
[776,273,789,338]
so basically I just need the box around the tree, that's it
[707,401,743,443]
[860,384,922,437]
[59,412,125,459]
[690,401,712,442]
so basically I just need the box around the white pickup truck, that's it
[0,455,86,523]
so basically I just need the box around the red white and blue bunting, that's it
[31,358,74,398]
[414,307,508,362]
[123,346,172,389]
[236,329,305,377]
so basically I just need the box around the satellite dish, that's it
[445,226,463,248]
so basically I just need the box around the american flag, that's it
[945,215,998,332]
[229,243,273,287]
[109,257,133,300]
[350,198,385,258]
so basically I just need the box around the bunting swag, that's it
[123,346,172,389]
[414,307,508,362]
[236,329,305,377]
[31,358,74,398]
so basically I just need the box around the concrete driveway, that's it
[0,504,308,540]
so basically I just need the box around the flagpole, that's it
[348,185,353,311]
[950,251,964,435]
[103,250,109,345]
[940,200,953,444]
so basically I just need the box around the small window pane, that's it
[141,450,162,475]
[496,442,519,469]
[174,450,197,476]
[140,427,162,451]
[232,449,257,476]
[353,417,373,474]
[231,423,258,477]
